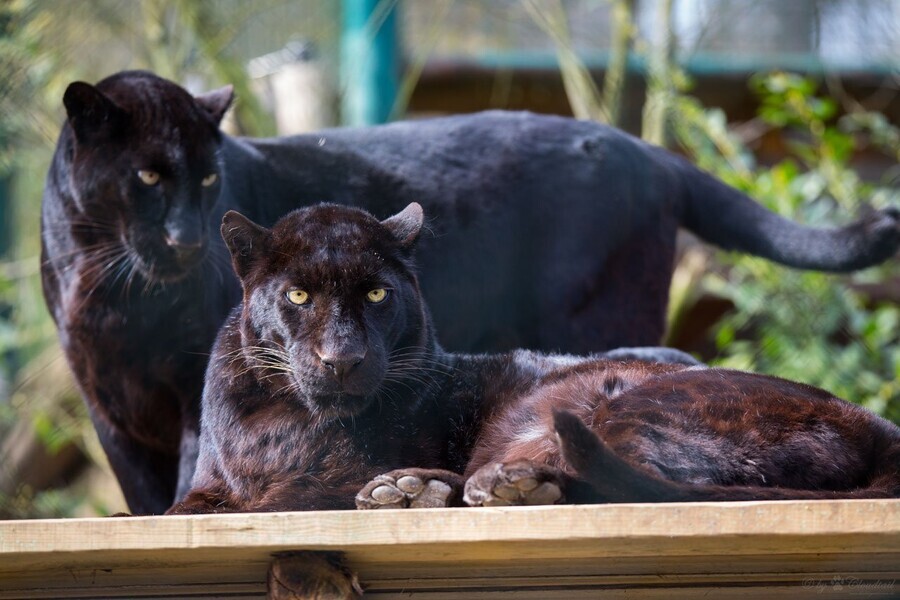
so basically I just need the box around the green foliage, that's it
[0,480,112,520]
[673,73,900,423]
[0,2,36,176]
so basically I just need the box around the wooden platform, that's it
[1,500,898,599]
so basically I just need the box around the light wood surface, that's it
[1,500,898,599]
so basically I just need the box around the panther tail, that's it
[667,149,900,272]
[552,409,900,502]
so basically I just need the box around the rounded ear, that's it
[195,85,234,124]
[381,202,424,248]
[63,81,125,144]
[221,210,271,280]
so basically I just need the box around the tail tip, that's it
[858,206,900,265]
[552,409,603,473]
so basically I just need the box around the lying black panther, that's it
[41,70,899,513]
[169,202,899,515]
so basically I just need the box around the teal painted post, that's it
[340,0,400,125]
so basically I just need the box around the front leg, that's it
[355,468,465,509]
[92,418,178,515]
[174,422,200,502]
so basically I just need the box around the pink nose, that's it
[165,235,203,257]
[317,352,365,382]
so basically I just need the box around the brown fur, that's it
[551,369,900,501]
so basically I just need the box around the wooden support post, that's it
[268,551,362,600]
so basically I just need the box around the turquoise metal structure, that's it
[340,0,400,125]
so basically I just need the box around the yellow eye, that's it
[286,289,309,305]
[201,173,218,187]
[366,288,387,303]
[137,170,160,185]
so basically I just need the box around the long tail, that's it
[552,410,900,502]
[667,150,900,272]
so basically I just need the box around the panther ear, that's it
[221,210,271,280]
[63,81,125,144]
[381,202,424,248]
[195,85,234,124]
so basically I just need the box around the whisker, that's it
[42,241,123,265]
[70,247,134,314]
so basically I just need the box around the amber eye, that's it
[201,173,218,187]
[137,170,160,186]
[366,288,387,303]
[286,289,309,305]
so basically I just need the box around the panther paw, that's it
[464,461,564,507]
[355,470,455,509]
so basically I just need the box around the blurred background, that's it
[0,0,897,518]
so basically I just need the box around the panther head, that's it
[221,202,435,419]
[60,70,233,282]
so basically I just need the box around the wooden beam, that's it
[0,501,897,599]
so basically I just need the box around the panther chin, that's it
[305,391,376,421]
[129,243,209,285]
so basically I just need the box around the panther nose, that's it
[165,235,204,258]
[318,351,365,382]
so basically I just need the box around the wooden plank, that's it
[2,554,897,597]
[3,553,896,597]
[0,501,897,599]
[3,501,898,558]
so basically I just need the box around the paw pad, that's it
[356,474,452,509]
[464,462,563,507]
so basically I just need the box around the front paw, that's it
[355,469,461,509]
[464,460,564,507]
